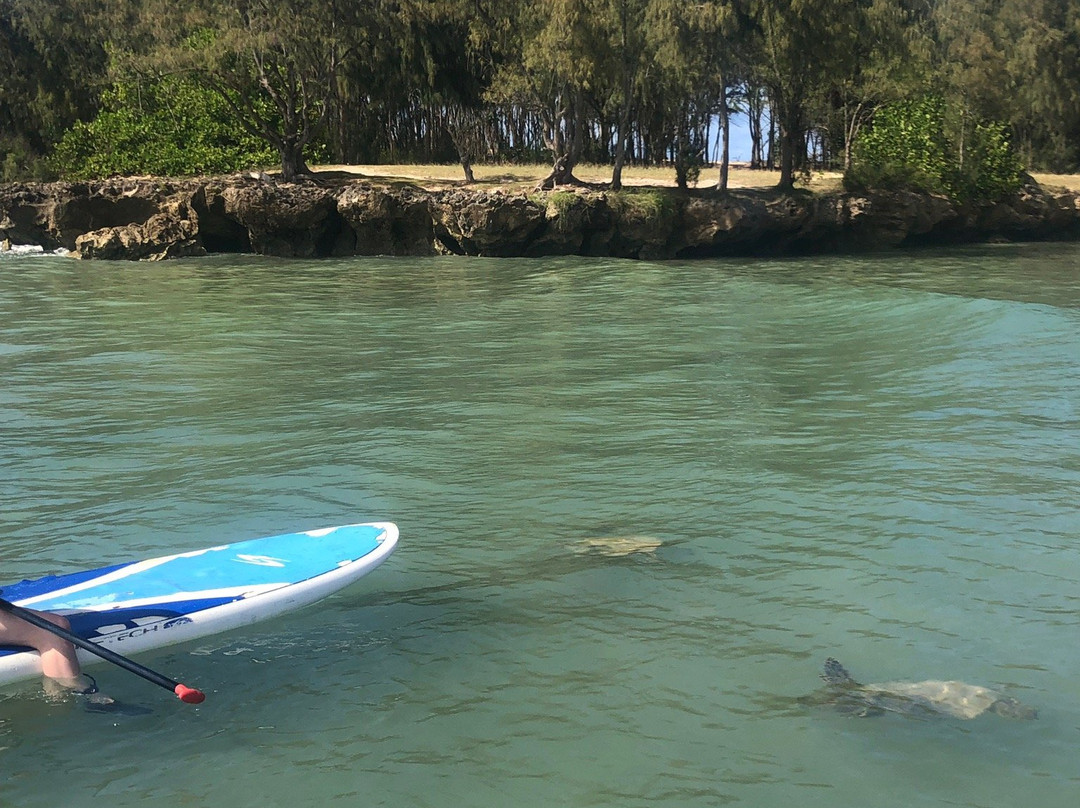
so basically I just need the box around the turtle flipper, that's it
[853,705,886,718]
[822,657,855,686]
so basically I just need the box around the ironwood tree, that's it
[2,0,1079,183]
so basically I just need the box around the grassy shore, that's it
[314,162,1080,194]
[1029,172,1080,192]
[314,162,848,193]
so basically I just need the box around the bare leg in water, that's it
[0,609,111,700]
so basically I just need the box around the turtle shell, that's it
[861,679,1001,719]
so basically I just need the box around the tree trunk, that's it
[777,125,796,191]
[775,94,799,191]
[611,86,632,191]
[598,119,612,163]
[767,111,776,170]
[843,102,862,172]
[537,155,575,190]
[718,80,730,192]
[537,91,585,190]
[674,126,688,190]
[447,105,484,184]
[279,140,310,183]
[612,138,626,191]
[748,85,764,169]
[568,89,585,174]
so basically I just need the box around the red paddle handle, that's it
[174,684,206,704]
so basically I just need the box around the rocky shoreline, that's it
[1,173,1078,261]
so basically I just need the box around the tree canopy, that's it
[2,0,1078,194]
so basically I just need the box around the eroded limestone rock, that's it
[1,174,1077,261]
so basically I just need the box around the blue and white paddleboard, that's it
[0,522,398,685]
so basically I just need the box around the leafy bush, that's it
[846,97,951,195]
[949,120,1023,202]
[51,77,276,179]
[846,97,1022,203]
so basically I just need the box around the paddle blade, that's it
[174,684,206,704]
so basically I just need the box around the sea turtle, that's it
[817,657,1037,720]
[575,536,662,558]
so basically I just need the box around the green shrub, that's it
[846,97,950,195]
[948,120,1023,202]
[846,96,1022,203]
[51,77,276,179]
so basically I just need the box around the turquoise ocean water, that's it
[1,244,1078,806]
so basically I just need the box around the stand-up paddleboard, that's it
[0,522,398,686]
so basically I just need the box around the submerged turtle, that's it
[816,657,1037,720]
[575,536,662,558]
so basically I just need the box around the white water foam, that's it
[0,244,69,258]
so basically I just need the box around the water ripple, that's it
[1,245,1078,807]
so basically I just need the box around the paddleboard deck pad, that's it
[0,522,398,685]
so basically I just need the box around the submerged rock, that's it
[575,536,662,557]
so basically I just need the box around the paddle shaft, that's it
[0,598,205,703]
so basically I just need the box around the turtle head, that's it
[990,696,1038,720]
[821,657,855,686]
